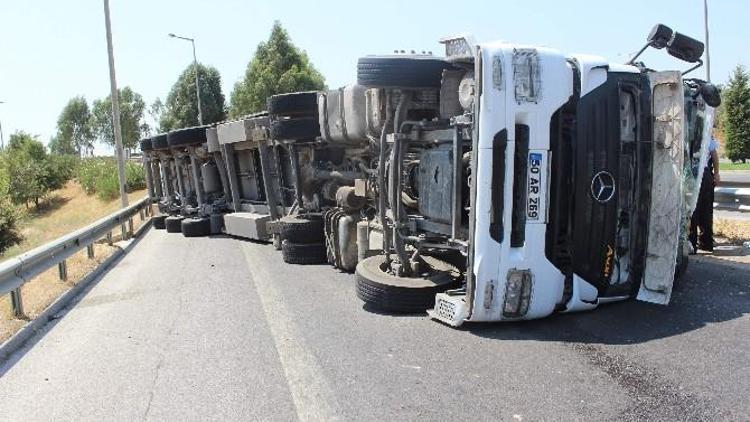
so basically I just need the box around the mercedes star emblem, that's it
[591,171,616,203]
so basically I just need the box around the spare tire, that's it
[355,254,460,313]
[278,215,324,243]
[152,134,169,150]
[165,215,184,233]
[270,117,320,141]
[281,240,327,265]
[357,55,453,88]
[181,217,211,237]
[268,92,319,116]
[153,215,167,230]
[140,138,153,152]
[167,125,209,147]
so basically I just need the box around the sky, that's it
[0,0,747,152]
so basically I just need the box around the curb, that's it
[0,219,152,363]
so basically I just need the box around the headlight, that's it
[503,269,533,317]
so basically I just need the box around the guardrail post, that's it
[87,243,95,259]
[128,218,134,236]
[58,260,68,281]
[107,231,113,246]
[121,223,128,241]
[10,288,25,318]
[139,209,145,221]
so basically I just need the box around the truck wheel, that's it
[167,125,208,147]
[357,55,453,88]
[153,215,167,230]
[281,240,327,265]
[270,117,320,141]
[165,216,184,233]
[355,254,460,313]
[181,217,211,237]
[268,92,319,116]
[278,215,324,243]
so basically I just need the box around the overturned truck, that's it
[141,24,719,327]
[278,24,718,326]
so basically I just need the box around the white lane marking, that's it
[241,244,339,422]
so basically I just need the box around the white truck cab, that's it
[428,27,718,325]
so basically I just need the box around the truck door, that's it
[637,71,685,305]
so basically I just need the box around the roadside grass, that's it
[714,217,750,244]
[1,180,150,344]
[719,162,750,171]
[2,180,147,260]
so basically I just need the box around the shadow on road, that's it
[468,255,749,345]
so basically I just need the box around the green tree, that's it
[722,65,750,162]
[91,87,149,150]
[51,96,95,156]
[160,64,226,131]
[149,98,165,133]
[6,131,50,208]
[229,21,325,117]
[7,131,46,161]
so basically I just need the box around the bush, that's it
[0,198,23,254]
[125,161,146,192]
[43,154,78,191]
[77,157,146,200]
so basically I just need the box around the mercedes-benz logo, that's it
[591,171,616,203]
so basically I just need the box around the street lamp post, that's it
[169,33,203,125]
[102,0,129,211]
[704,0,711,82]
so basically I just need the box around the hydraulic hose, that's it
[390,91,413,275]
[378,92,393,264]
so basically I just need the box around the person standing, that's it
[689,135,720,252]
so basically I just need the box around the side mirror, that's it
[700,83,721,107]
[647,24,673,49]
[667,32,705,63]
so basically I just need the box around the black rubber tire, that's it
[268,92,319,116]
[165,215,184,233]
[278,215,324,243]
[140,138,153,152]
[281,240,327,265]
[153,215,167,230]
[181,217,211,237]
[270,117,320,141]
[167,125,208,147]
[357,55,453,88]
[152,134,169,150]
[355,255,460,313]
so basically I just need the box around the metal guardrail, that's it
[714,187,750,212]
[0,197,152,318]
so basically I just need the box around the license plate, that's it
[527,153,543,220]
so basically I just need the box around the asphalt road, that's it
[0,228,747,421]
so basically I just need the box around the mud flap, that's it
[638,71,684,305]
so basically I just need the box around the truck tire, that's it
[167,125,208,147]
[355,254,460,313]
[152,134,169,150]
[270,117,320,141]
[165,216,184,233]
[268,92,319,116]
[281,240,327,265]
[153,215,167,230]
[278,215,324,243]
[357,55,453,88]
[139,138,153,152]
[181,217,211,237]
